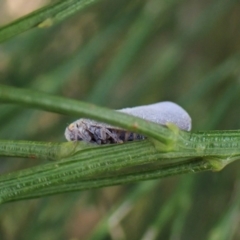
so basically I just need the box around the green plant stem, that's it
[2,130,240,164]
[0,140,209,203]
[0,84,174,144]
[0,128,240,203]
[0,0,100,43]
[7,159,210,202]
[0,140,93,160]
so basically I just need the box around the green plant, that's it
[0,0,239,239]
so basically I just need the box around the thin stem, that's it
[0,140,94,161]
[0,84,173,144]
[1,127,240,203]
[0,0,100,43]
[6,159,212,202]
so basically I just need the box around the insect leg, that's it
[100,128,123,144]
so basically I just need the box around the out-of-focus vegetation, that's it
[0,0,240,239]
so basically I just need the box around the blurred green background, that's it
[0,0,240,239]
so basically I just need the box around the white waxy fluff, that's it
[118,101,191,131]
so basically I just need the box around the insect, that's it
[64,101,192,144]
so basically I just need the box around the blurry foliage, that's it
[0,0,240,239]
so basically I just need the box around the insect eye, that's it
[68,123,75,131]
